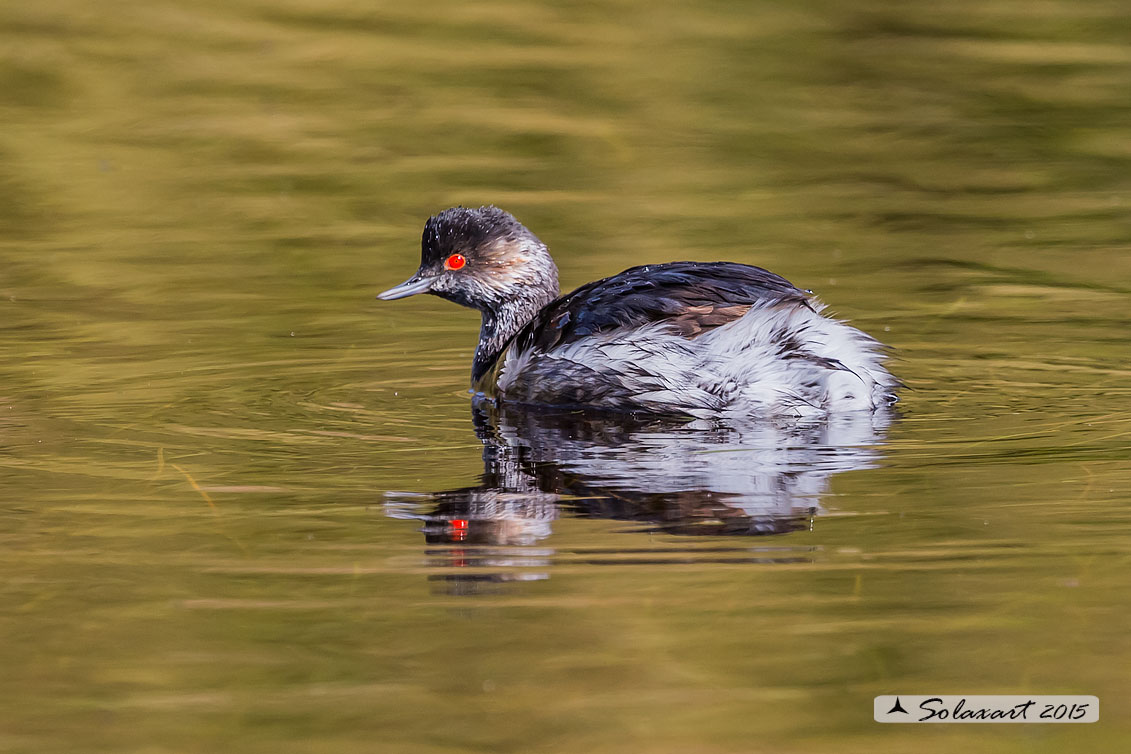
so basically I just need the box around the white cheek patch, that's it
[482,263,524,291]
[480,239,556,293]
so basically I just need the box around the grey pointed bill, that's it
[376,275,434,300]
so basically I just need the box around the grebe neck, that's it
[472,283,557,384]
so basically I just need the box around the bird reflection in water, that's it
[385,404,891,593]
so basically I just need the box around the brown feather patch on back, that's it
[668,304,753,338]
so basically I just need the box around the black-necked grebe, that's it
[377,206,899,417]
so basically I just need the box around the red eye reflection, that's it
[444,253,467,271]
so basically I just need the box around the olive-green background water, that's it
[2,1,1130,752]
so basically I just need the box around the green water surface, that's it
[2,1,1129,752]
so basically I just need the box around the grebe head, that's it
[377,206,559,315]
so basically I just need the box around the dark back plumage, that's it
[513,261,811,357]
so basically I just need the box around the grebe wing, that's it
[515,261,810,354]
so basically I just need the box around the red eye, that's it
[444,253,467,271]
